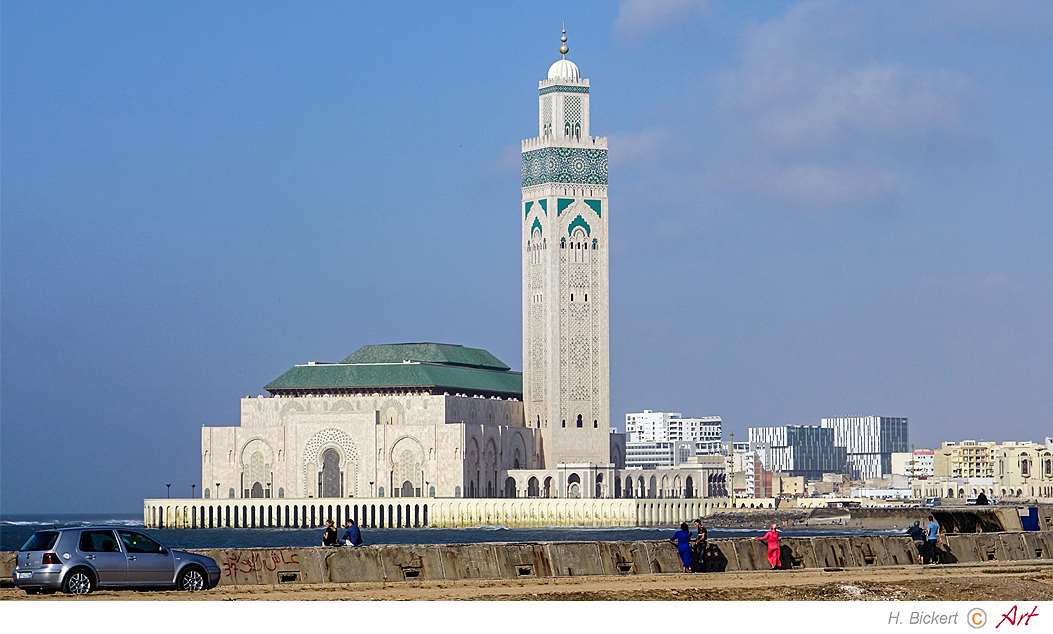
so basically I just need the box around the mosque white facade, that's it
[189,33,727,521]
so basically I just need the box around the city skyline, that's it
[3,1,1052,513]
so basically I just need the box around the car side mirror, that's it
[160,547,168,555]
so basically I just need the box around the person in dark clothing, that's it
[670,522,692,573]
[906,520,926,564]
[975,491,988,505]
[925,515,941,565]
[321,519,339,546]
[341,519,362,546]
[692,519,708,572]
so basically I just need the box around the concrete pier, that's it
[5,532,1052,588]
[141,496,777,529]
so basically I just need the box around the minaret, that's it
[522,29,610,468]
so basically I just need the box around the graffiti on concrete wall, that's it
[221,549,300,578]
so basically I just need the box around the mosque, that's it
[194,32,726,518]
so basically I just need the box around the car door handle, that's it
[127,556,136,561]
[85,555,95,559]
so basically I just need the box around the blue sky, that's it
[3,0,1051,513]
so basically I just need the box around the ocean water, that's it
[0,513,898,552]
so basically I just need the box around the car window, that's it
[79,530,121,553]
[118,531,164,554]
[19,531,59,552]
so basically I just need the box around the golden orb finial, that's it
[560,23,568,57]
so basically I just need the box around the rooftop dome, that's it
[548,58,580,80]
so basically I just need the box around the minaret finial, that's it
[560,23,568,58]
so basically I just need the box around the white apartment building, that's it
[820,416,909,480]
[891,449,934,478]
[625,441,696,469]
[625,411,721,443]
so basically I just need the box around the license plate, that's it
[16,571,32,580]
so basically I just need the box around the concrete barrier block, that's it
[777,538,815,569]
[492,543,553,578]
[207,549,258,586]
[595,541,640,575]
[811,537,858,568]
[736,538,772,570]
[545,542,608,577]
[1,551,16,584]
[376,544,433,581]
[436,544,504,580]
[322,546,386,582]
[998,533,1030,561]
[994,509,1023,532]
[702,540,733,572]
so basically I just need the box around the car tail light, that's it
[42,553,61,565]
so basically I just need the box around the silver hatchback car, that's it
[14,526,221,594]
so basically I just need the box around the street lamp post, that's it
[166,483,171,499]
[216,483,220,499]
[192,484,196,499]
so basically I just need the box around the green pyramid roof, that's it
[264,343,521,398]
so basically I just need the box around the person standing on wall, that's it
[906,520,926,564]
[692,519,708,573]
[669,522,693,573]
[925,515,941,565]
[757,523,782,570]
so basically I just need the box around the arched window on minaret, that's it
[576,414,583,428]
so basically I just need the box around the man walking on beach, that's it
[925,515,941,565]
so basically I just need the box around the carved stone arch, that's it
[378,398,406,425]
[302,428,360,497]
[390,436,425,497]
[509,432,528,470]
[485,437,498,470]
[466,436,480,467]
[331,400,354,411]
[280,400,305,418]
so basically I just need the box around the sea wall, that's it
[140,496,777,529]
[5,532,1052,588]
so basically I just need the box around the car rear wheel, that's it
[177,566,207,591]
[63,569,94,595]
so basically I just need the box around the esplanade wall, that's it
[5,532,1053,587]
[140,496,777,529]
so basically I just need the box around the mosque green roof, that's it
[339,343,510,370]
[264,343,521,397]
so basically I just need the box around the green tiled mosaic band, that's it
[539,85,589,96]
[522,147,608,187]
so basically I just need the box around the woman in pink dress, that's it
[757,523,782,569]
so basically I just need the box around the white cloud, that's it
[715,1,978,210]
[613,0,714,39]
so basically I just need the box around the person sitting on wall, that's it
[322,519,339,547]
[975,491,988,505]
[341,519,362,546]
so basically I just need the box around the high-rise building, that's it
[820,416,909,479]
[624,410,722,443]
[748,425,847,480]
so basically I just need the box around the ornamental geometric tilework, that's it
[542,97,552,137]
[302,428,359,497]
[564,96,582,135]
[522,147,608,187]
[539,84,589,96]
